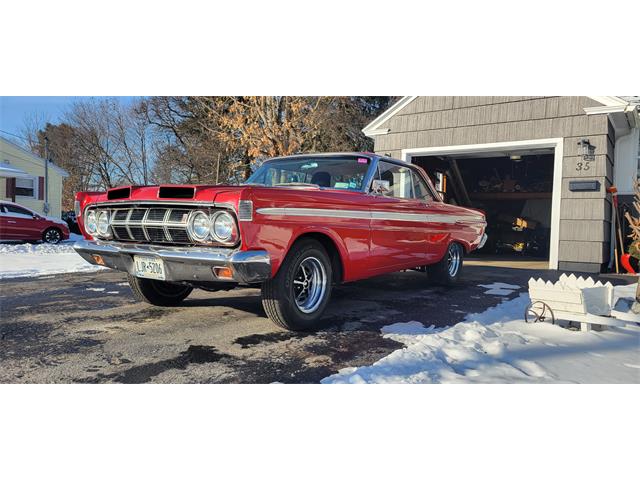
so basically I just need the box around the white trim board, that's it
[400,138,564,270]
[362,96,417,137]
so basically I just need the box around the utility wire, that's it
[0,128,30,142]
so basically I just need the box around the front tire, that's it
[127,274,193,306]
[428,242,464,285]
[43,227,62,244]
[261,239,333,331]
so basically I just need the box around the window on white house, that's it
[15,177,36,198]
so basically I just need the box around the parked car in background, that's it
[74,153,487,330]
[0,201,70,244]
[62,210,81,234]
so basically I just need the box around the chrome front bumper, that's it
[73,240,271,284]
[477,233,488,249]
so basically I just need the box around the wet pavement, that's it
[0,264,633,383]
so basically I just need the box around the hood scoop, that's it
[158,186,195,199]
[107,186,131,200]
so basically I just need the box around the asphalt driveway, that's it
[0,264,632,383]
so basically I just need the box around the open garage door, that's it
[403,139,563,270]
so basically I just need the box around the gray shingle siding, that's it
[372,96,614,271]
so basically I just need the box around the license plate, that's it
[133,255,166,280]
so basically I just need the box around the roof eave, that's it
[362,96,417,137]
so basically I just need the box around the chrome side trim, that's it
[257,207,370,220]
[256,207,485,225]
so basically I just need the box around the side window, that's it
[5,204,33,217]
[377,161,413,199]
[411,171,433,201]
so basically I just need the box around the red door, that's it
[0,204,20,239]
[2,204,41,240]
[368,161,434,272]
[369,195,428,271]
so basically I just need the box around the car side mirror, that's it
[371,179,391,196]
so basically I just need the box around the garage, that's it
[365,96,640,273]
[411,146,556,268]
[401,137,563,270]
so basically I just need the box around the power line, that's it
[0,128,30,142]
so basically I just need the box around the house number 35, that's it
[576,161,591,171]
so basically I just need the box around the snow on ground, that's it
[0,235,105,279]
[478,282,521,296]
[323,285,640,384]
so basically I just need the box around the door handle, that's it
[7,220,17,224]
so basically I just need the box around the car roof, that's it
[1,201,35,212]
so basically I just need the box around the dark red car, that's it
[74,153,487,330]
[0,201,70,244]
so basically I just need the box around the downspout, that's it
[44,136,50,215]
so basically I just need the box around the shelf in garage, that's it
[469,192,552,200]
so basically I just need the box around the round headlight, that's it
[85,210,98,234]
[97,210,110,236]
[188,211,212,242]
[212,211,238,244]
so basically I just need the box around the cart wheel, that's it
[525,301,555,324]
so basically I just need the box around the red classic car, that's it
[0,201,70,244]
[74,153,487,330]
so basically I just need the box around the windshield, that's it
[245,156,372,191]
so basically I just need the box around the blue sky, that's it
[0,96,135,140]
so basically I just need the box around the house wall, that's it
[372,96,614,272]
[0,137,65,218]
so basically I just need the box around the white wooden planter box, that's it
[528,274,638,331]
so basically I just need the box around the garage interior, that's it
[412,149,555,269]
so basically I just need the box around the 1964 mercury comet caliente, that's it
[74,153,487,330]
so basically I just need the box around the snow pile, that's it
[0,237,104,279]
[478,282,521,296]
[323,285,640,384]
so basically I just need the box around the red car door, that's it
[409,168,452,264]
[0,204,19,239]
[3,203,41,240]
[368,161,431,272]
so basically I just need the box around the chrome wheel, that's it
[44,228,61,244]
[292,256,327,314]
[447,244,461,277]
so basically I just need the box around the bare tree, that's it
[23,96,397,205]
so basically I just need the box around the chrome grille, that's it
[168,209,190,223]
[114,210,128,221]
[113,226,130,239]
[146,227,167,242]
[129,209,146,221]
[147,208,167,222]
[88,203,239,246]
[168,228,189,243]
[128,226,146,241]
[106,205,197,244]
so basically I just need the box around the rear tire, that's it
[127,274,193,306]
[261,239,333,331]
[428,242,464,285]
[43,227,62,244]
